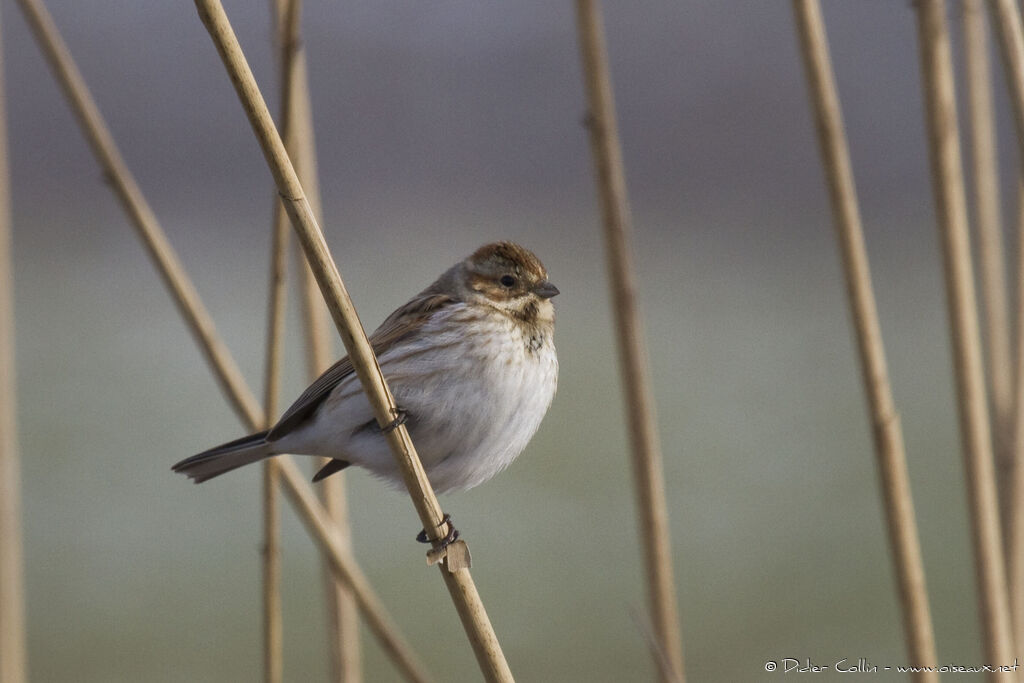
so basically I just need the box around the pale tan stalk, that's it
[259,1,301,680]
[915,1,1014,675]
[0,4,25,681]
[965,0,1013,554]
[193,2,512,680]
[261,98,290,683]
[988,0,1024,164]
[275,460,430,683]
[1016,177,1024,669]
[270,0,361,677]
[573,2,683,682]
[792,1,938,676]
[18,2,431,679]
[986,0,1024,662]
[294,130,332,385]
[281,0,329,386]
[261,459,282,683]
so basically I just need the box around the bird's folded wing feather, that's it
[267,292,454,441]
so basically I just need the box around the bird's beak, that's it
[533,280,560,299]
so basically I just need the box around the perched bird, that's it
[173,241,559,494]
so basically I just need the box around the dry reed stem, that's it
[1016,177,1024,662]
[989,0,1024,164]
[14,0,265,430]
[260,66,291,683]
[282,4,330,388]
[17,2,431,679]
[261,458,283,683]
[965,0,1014,554]
[986,0,1024,660]
[573,2,684,682]
[192,2,512,680]
[260,203,287,683]
[275,460,431,683]
[259,1,303,680]
[792,1,938,676]
[915,0,1015,674]
[274,8,366,681]
[262,305,284,683]
[269,0,361,677]
[0,4,26,681]
[295,148,332,382]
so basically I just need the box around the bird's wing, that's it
[266,292,454,442]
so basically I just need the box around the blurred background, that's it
[5,1,1021,680]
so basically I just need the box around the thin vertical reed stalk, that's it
[986,0,1024,661]
[260,1,300,680]
[573,2,684,682]
[192,2,512,680]
[269,0,361,677]
[294,163,333,389]
[261,100,290,683]
[261,455,282,683]
[1016,176,1024,665]
[275,460,431,683]
[965,0,1014,554]
[792,1,938,676]
[914,0,1015,673]
[262,462,283,683]
[17,3,431,679]
[0,3,25,681]
[988,0,1024,164]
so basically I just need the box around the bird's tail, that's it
[172,430,273,483]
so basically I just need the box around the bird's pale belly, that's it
[282,317,557,493]
[391,340,557,492]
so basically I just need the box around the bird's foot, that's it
[381,407,408,434]
[417,512,459,546]
[417,513,471,570]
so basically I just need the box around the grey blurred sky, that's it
[9,1,1008,256]
[6,2,1024,681]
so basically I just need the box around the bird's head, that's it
[457,241,559,326]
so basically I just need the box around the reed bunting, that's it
[173,241,559,494]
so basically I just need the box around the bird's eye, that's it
[500,275,517,288]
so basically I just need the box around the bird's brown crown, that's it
[469,242,548,281]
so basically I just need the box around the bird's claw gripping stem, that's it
[381,407,408,434]
[417,512,459,549]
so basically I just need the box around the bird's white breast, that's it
[293,303,557,493]
[415,307,558,491]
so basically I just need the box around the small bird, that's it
[173,241,559,494]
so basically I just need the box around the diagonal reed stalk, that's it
[191,2,512,680]
[573,2,684,682]
[0,4,26,681]
[792,1,938,676]
[964,0,1014,559]
[914,0,1015,673]
[15,1,432,680]
[268,1,361,678]
[985,0,1024,661]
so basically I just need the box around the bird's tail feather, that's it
[172,430,272,483]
